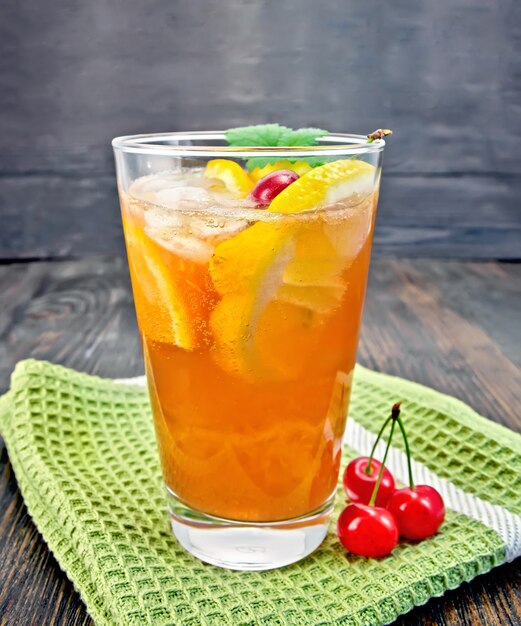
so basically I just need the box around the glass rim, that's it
[112,130,385,158]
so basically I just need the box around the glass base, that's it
[167,488,334,571]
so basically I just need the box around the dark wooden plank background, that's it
[0,257,520,625]
[1,0,520,260]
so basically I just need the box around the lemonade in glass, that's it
[113,128,385,570]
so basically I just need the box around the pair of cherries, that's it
[337,403,445,558]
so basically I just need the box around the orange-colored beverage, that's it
[114,130,386,570]
[121,163,377,523]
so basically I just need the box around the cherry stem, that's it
[395,414,415,490]
[364,414,392,475]
[368,415,396,507]
[364,403,401,475]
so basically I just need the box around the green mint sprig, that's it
[224,125,392,171]
[225,124,329,171]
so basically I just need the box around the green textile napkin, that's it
[0,359,520,626]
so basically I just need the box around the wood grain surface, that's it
[0,256,519,625]
[1,0,520,259]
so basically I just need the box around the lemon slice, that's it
[204,159,254,197]
[210,222,295,377]
[276,224,348,321]
[124,221,198,349]
[282,223,347,289]
[268,159,375,214]
[209,220,290,294]
[209,159,376,378]
[325,370,352,443]
[276,284,345,313]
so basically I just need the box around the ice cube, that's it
[128,170,269,261]
[129,173,182,202]
[140,174,182,192]
[144,198,249,254]
[144,205,186,231]
[144,226,214,264]
[324,196,374,259]
[129,170,214,202]
[155,186,212,210]
[190,215,248,243]
[208,192,257,210]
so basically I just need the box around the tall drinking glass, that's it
[112,132,385,570]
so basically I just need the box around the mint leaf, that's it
[226,124,328,148]
[226,124,330,171]
[225,124,292,147]
[278,127,329,146]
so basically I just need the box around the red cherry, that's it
[337,503,399,558]
[387,485,445,540]
[343,457,396,507]
[250,170,299,206]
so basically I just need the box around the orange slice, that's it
[232,422,321,499]
[209,222,295,378]
[123,220,199,349]
[208,220,344,379]
[283,223,347,289]
[276,284,345,313]
[204,159,254,197]
[209,220,290,294]
[209,160,376,377]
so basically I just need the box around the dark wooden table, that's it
[0,256,519,625]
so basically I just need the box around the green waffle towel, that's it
[0,359,520,626]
